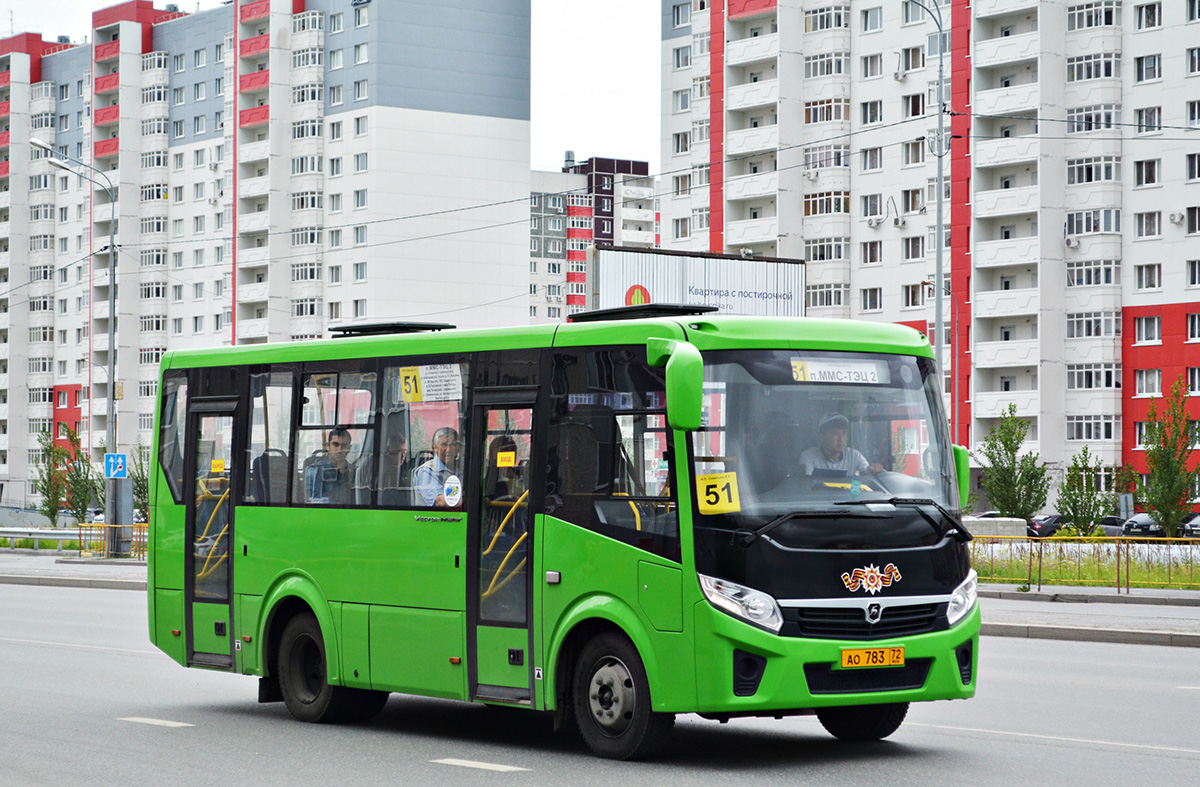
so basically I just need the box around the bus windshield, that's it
[690,349,957,545]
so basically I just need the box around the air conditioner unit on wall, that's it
[1168,212,1185,224]
[893,217,906,228]
[866,218,881,228]
[1064,236,1080,248]
[803,170,818,181]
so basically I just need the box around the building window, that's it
[1134,2,1161,29]
[353,153,368,172]
[861,53,882,79]
[1067,104,1121,133]
[860,100,883,125]
[673,218,690,240]
[354,6,369,27]
[806,283,848,308]
[354,262,367,281]
[861,287,882,312]
[805,99,850,124]
[1134,212,1161,239]
[353,299,367,317]
[1066,415,1120,441]
[861,6,882,32]
[673,46,691,69]
[1067,311,1121,338]
[354,80,368,101]
[804,192,850,216]
[1067,53,1121,82]
[1136,106,1162,134]
[1068,1,1121,30]
[1134,263,1162,290]
[1135,369,1162,396]
[1134,315,1162,343]
[1134,54,1162,82]
[673,132,690,155]
[861,240,882,265]
[1066,363,1121,389]
[1133,159,1159,186]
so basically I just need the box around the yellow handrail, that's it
[485,531,527,597]
[482,488,530,557]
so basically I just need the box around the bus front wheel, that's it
[572,632,674,760]
[816,702,909,741]
[278,612,389,723]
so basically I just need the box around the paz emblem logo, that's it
[866,602,883,624]
[840,563,902,595]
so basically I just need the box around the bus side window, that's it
[547,349,680,562]
[158,372,188,504]
[244,370,294,504]
[380,362,468,509]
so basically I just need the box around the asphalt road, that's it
[2,584,1198,786]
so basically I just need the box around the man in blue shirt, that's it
[414,427,461,507]
[305,427,355,504]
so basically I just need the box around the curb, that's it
[0,574,146,591]
[981,621,1200,648]
[979,588,1200,608]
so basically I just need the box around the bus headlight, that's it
[699,574,783,633]
[946,570,978,627]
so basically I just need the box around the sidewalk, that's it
[3,550,1199,648]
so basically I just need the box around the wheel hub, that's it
[587,657,635,735]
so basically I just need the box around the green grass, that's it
[971,537,1200,590]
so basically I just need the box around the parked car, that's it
[1181,513,1200,539]
[1122,513,1164,538]
[1098,516,1126,537]
[1028,514,1064,538]
[973,511,1001,518]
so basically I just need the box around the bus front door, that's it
[468,400,537,705]
[184,402,237,669]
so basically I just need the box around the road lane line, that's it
[909,723,1200,756]
[119,718,194,728]
[0,636,157,656]
[1176,686,1200,690]
[431,759,529,772]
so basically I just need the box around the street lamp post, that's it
[924,279,960,448]
[908,1,952,439]
[31,138,118,550]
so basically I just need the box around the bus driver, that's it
[799,412,884,477]
[414,427,462,507]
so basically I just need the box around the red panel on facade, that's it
[94,72,120,94]
[566,205,592,217]
[94,137,120,159]
[240,33,270,59]
[566,228,591,240]
[567,295,586,306]
[949,0,973,447]
[709,1,726,252]
[0,161,8,179]
[1121,303,1200,474]
[567,250,586,261]
[93,104,120,126]
[239,69,270,93]
[566,272,586,283]
[240,0,271,23]
[0,100,10,119]
[0,131,8,148]
[0,33,52,80]
[239,105,270,127]
[52,385,82,452]
[0,71,9,87]
[94,39,121,62]
[727,0,777,19]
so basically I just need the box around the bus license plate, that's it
[840,647,905,669]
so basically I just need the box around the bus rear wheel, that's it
[278,612,389,723]
[572,632,674,760]
[816,702,909,741]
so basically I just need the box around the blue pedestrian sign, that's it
[105,453,128,479]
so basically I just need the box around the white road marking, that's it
[0,636,157,656]
[431,758,529,772]
[1176,686,1200,690]
[909,723,1200,756]
[119,717,194,728]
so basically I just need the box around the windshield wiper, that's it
[732,508,885,548]
[836,497,972,542]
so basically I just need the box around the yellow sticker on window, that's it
[211,459,225,473]
[697,472,741,514]
[791,360,809,381]
[398,367,423,403]
[497,451,516,468]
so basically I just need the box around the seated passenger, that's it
[799,413,884,477]
[356,430,412,506]
[304,427,356,505]
[414,427,461,508]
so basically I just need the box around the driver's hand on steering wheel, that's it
[867,463,885,474]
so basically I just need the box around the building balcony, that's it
[94,72,120,94]
[1064,390,1121,415]
[974,390,1039,419]
[94,40,121,62]
[727,78,779,112]
[726,216,778,246]
[0,130,8,148]
[974,134,1039,169]
[0,71,9,87]
[237,317,269,341]
[0,100,10,119]
[239,34,270,59]
[973,0,1039,18]
[0,191,9,209]
[726,125,779,157]
[238,210,271,233]
[0,312,9,332]
[974,82,1039,116]
[0,220,8,239]
[240,0,270,23]
[725,32,779,66]
[1064,183,1121,211]
[0,161,8,179]
[620,207,655,223]
[1064,339,1121,365]
[239,105,270,128]
[974,338,1039,368]
[239,139,270,163]
[237,245,270,267]
[93,104,120,127]
[974,31,1040,67]
[975,287,1039,317]
[239,70,270,94]
[973,236,1039,268]
[974,185,1039,218]
[238,175,270,199]
[725,171,778,201]
[620,184,654,202]
[90,397,109,417]
[94,137,120,159]
[237,281,269,304]
[618,229,656,246]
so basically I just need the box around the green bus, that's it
[149,306,978,760]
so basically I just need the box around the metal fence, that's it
[0,524,146,559]
[971,535,1200,592]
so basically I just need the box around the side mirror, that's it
[952,445,970,510]
[647,338,704,432]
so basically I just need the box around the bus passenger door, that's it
[184,402,238,669]
[468,397,538,705]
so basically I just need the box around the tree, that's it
[62,425,96,525]
[131,437,150,521]
[1056,446,1107,536]
[1138,375,1200,538]
[972,403,1050,521]
[1106,463,1140,516]
[32,430,69,527]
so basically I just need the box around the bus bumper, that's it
[689,600,980,714]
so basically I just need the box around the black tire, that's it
[816,702,909,742]
[277,612,389,723]
[572,631,674,760]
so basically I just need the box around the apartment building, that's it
[529,155,656,323]
[0,0,530,504]
[664,0,1200,502]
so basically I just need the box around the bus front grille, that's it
[784,603,944,640]
[803,658,932,694]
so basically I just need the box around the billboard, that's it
[592,246,805,316]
